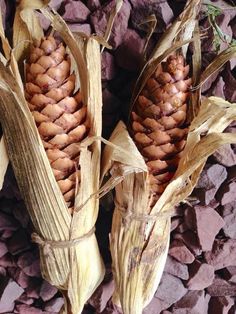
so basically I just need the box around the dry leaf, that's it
[101,97,236,314]
[13,6,31,62]
[13,0,44,62]
[18,0,50,9]
[100,0,236,313]
[101,0,123,52]
[20,8,44,40]
[197,46,236,90]
[0,136,9,190]
[188,22,201,121]
[0,5,104,314]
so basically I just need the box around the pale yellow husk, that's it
[100,0,236,313]
[0,3,105,314]
[102,98,236,314]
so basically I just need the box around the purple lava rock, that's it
[196,164,227,205]
[39,280,58,302]
[0,277,24,313]
[89,279,115,312]
[169,240,195,264]
[130,0,173,33]
[0,242,7,258]
[7,229,30,255]
[62,0,90,23]
[207,76,225,99]
[223,64,236,102]
[223,266,236,283]
[222,207,236,239]
[0,212,19,231]
[186,261,215,290]
[102,300,122,314]
[8,268,30,289]
[143,297,170,314]
[0,254,16,267]
[90,0,131,48]
[115,28,145,71]
[155,273,187,308]
[102,52,116,81]
[17,251,41,277]
[214,144,236,167]
[220,182,236,206]
[205,239,236,270]
[87,0,101,11]
[207,277,236,296]
[208,296,234,314]
[25,280,41,299]
[49,0,62,11]
[174,231,202,256]
[164,255,189,280]
[194,205,225,251]
[18,293,34,305]
[172,290,208,314]
[15,304,44,313]
[44,297,64,312]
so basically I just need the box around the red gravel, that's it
[0,0,235,313]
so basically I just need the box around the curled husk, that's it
[0,4,105,314]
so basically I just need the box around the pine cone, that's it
[130,54,191,204]
[25,36,88,210]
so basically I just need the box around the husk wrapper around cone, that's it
[102,96,236,313]
[0,3,105,314]
[101,0,236,312]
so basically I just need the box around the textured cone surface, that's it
[130,54,191,204]
[25,36,88,210]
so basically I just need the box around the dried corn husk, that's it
[101,0,236,313]
[0,3,104,314]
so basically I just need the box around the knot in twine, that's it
[31,226,96,260]
[115,200,174,223]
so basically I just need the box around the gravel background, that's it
[0,0,236,313]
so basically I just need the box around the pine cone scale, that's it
[131,54,191,202]
[26,36,87,209]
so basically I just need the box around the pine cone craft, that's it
[130,54,191,204]
[25,36,88,211]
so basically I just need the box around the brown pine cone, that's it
[130,54,191,204]
[25,36,88,210]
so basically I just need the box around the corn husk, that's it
[101,0,236,313]
[0,3,104,314]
